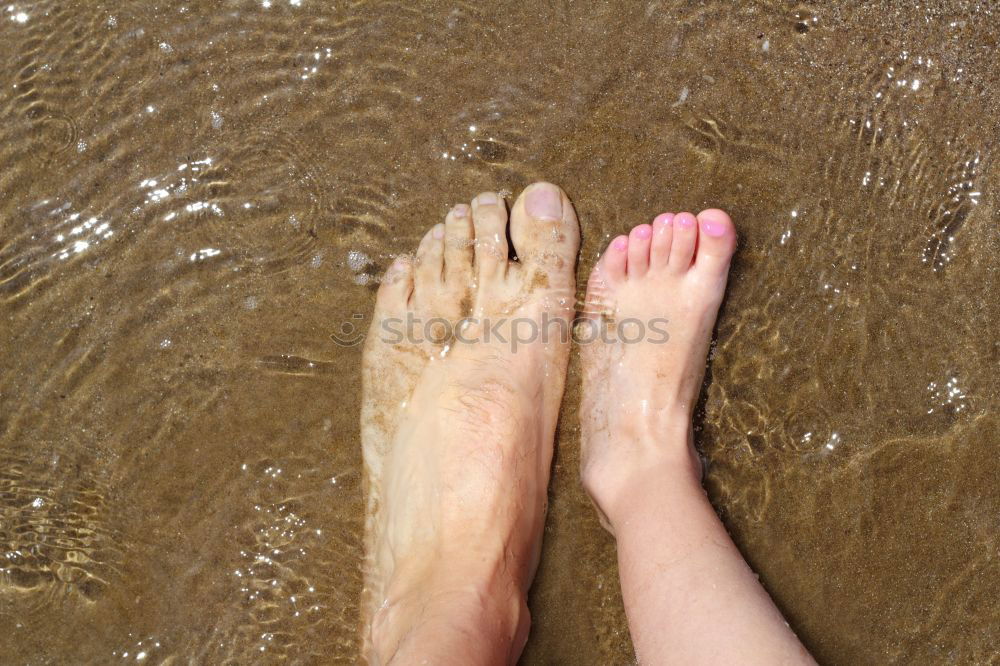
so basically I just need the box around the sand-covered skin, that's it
[359,184,580,661]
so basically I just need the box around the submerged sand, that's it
[0,1,997,662]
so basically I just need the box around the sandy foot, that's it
[360,183,580,663]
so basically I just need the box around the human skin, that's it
[579,210,815,665]
[359,182,579,664]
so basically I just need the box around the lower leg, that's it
[606,434,812,665]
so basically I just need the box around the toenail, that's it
[612,236,628,251]
[389,256,409,276]
[432,225,445,239]
[633,225,652,240]
[676,213,696,229]
[654,213,674,227]
[475,192,498,206]
[701,219,727,237]
[525,184,563,221]
[452,203,470,217]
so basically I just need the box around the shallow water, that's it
[1,0,998,662]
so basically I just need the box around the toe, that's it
[414,223,444,297]
[509,182,581,291]
[444,203,474,288]
[374,255,414,315]
[599,235,628,283]
[582,236,627,323]
[626,224,653,278]
[650,213,674,269]
[471,191,509,280]
[582,266,609,324]
[694,208,737,272]
[668,212,698,272]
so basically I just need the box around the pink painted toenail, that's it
[701,218,727,237]
[433,225,445,239]
[676,213,696,229]
[612,236,628,251]
[452,203,470,217]
[654,213,674,227]
[475,192,497,206]
[525,184,563,220]
[633,225,652,239]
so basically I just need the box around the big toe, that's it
[694,208,737,272]
[508,182,580,292]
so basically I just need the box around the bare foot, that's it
[360,183,580,664]
[579,209,737,528]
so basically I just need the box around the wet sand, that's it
[1,1,998,662]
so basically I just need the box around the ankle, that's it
[370,559,529,664]
[582,427,703,536]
